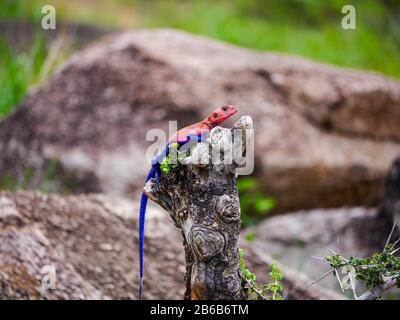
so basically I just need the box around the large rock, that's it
[0,191,339,299]
[0,191,184,299]
[0,29,399,212]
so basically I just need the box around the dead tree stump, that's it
[144,115,253,300]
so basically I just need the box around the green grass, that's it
[0,1,69,117]
[3,0,399,78]
[0,0,42,21]
[0,36,46,117]
[137,0,400,79]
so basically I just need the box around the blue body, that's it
[138,133,203,299]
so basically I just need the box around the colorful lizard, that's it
[138,105,238,299]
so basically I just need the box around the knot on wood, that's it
[190,227,225,261]
[216,194,241,223]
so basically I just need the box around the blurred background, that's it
[0,0,399,299]
[1,0,400,118]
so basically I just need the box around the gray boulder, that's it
[0,191,184,299]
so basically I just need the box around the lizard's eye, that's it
[222,106,228,111]
[213,113,218,118]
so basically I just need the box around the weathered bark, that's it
[144,116,253,300]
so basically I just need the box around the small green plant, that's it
[244,232,255,243]
[237,177,276,227]
[264,263,284,300]
[239,248,284,300]
[159,143,180,175]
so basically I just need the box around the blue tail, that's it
[138,138,203,299]
[138,137,203,298]
[138,166,157,299]
[138,144,170,299]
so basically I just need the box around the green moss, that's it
[159,143,180,175]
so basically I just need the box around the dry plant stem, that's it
[357,275,399,300]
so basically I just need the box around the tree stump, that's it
[144,115,253,300]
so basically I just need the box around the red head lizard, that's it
[138,105,237,299]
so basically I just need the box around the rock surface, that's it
[0,191,184,299]
[0,191,339,299]
[0,29,399,212]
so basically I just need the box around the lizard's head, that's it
[206,105,238,126]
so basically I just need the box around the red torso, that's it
[168,121,212,144]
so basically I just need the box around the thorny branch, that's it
[308,220,400,300]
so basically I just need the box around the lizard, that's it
[138,105,238,299]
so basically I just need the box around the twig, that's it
[348,270,357,299]
[334,269,345,293]
[311,256,329,263]
[307,269,333,289]
[385,219,398,248]
[392,237,400,249]
[311,254,346,292]
[327,249,349,263]
[390,247,400,255]
[359,264,379,269]
[357,275,399,300]
[241,275,267,300]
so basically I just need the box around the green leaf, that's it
[254,197,276,213]
[244,232,255,243]
[269,263,284,281]
[237,177,256,191]
[160,156,171,174]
